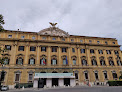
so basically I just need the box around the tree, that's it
[0,47,6,66]
[0,14,5,32]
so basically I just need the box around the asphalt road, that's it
[7,86,122,92]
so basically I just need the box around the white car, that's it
[1,86,9,91]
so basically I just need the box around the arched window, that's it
[51,58,57,65]
[52,71,57,73]
[73,59,76,65]
[29,58,35,65]
[91,59,97,66]
[109,60,114,66]
[117,60,122,66]
[82,59,87,66]
[100,60,106,66]
[16,57,23,65]
[4,57,9,65]
[40,58,46,65]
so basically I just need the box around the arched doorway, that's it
[63,71,70,86]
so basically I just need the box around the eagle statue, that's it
[49,22,57,27]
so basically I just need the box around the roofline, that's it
[3,29,116,40]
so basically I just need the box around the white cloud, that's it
[0,0,122,49]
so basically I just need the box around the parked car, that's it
[1,86,9,91]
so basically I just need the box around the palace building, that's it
[0,24,122,88]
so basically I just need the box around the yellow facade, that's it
[0,26,122,87]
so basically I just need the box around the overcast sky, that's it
[0,0,122,49]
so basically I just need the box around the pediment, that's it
[38,27,69,37]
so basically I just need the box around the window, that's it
[100,60,106,66]
[89,40,92,43]
[71,39,74,42]
[112,72,117,79]
[18,46,24,51]
[98,50,103,54]
[51,59,57,65]
[105,41,108,44]
[82,59,87,66]
[52,47,57,52]
[63,58,68,65]
[16,58,23,65]
[90,49,94,54]
[28,74,33,81]
[103,71,108,79]
[91,59,97,66]
[62,48,67,52]
[52,38,56,40]
[72,48,75,53]
[42,37,46,40]
[75,73,78,79]
[8,35,12,38]
[40,58,46,65]
[73,59,76,65]
[106,50,111,54]
[32,36,35,40]
[84,72,88,80]
[97,41,100,44]
[80,40,83,42]
[4,58,9,65]
[15,74,20,82]
[114,50,119,55]
[109,60,114,66]
[113,42,115,44]
[29,58,35,65]
[62,38,65,41]
[94,72,99,80]
[5,45,11,50]
[21,36,25,39]
[41,47,46,52]
[30,46,36,51]
[81,49,85,53]
[0,71,6,81]
[117,60,122,66]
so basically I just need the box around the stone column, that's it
[46,78,52,88]
[48,46,51,66]
[111,50,117,66]
[58,78,64,87]
[33,79,38,88]
[24,42,29,66]
[95,49,100,66]
[103,49,109,66]
[70,78,75,87]
[58,46,61,66]
[86,48,91,66]
[36,45,40,65]
[77,47,81,66]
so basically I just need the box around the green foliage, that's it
[0,14,5,32]
[108,80,122,86]
[0,47,7,65]
[15,83,33,88]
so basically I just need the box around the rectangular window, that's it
[4,59,9,65]
[81,49,85,53]
[41,47,46,52]
[106,50,111,54]
[95,72,99,80]
[112,73,117,79]
[52,38,56,40]
[62,38,65,41]
[104,72,108,79]
[52,47,57,52]
[21,36,25,39]
[113,42,115,44]
[62,48,67,52]
[75,73,78,79]
[32,36,35,40]
[72,48,75,53]
[98,50,103,54]
[5,45,11,50]
[42,37,46,40]
[85,72,88,80]
[52,59,57,65]
[30,46,36,51]
[90,49,94,53]
[18,46,24,51]
[114,50,119,55]
[29,59,35,65]
[8,35,12,38]
[15,74,20,82]
[80,40,83,42]
[105,41,108,44]
[89,40,92,43]
[29,74,33,81]
[97,41,100,44]
[71,39,74,42]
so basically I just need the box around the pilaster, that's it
[48,46,51,66]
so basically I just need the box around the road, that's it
[6,86,122,92]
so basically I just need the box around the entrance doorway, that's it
[52,78,59,86]
[38,78,44,88]
[42,78,46,86]
[64,78,70,86]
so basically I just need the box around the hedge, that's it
[15,83,33,88]
[108,81,122,86]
